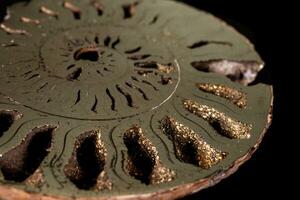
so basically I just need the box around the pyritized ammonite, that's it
[0,0,273,199]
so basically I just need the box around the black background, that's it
[0,0,292,199]
[178,1,291,199]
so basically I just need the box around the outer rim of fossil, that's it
[0,87,273,200]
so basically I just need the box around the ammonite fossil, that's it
[0,0,273,199]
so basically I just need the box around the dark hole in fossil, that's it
[190,61,209,72]
[64,133,105,190]
[179,142,199,166]
[124,134,155,185]
[0,125,55,182]
[74,47,99,61]
[190,59,262,85]
[0,110,20,138]
[73,12,81,20]
[63,1,81,20]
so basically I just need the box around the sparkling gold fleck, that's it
[160,116,227,169]
[25,168,44,187]
[124,125,175,184]
[196,83,247,108]
[94,171,112,191]
[0,24,30,36]
[40,6,59,18]
[157,63,175,74]
[183,99,252,139]
[20,17,40,25]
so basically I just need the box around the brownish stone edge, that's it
[0,87,274,200]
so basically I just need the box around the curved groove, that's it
[105,88,116,111]
[36,82,48,93]
[125,46,142,54]
[115,85,134,108]
[107,126,129,184]
[74,90,81,105]
[67,64,76,70]
[141,80,159,91]
[150,113,174,164]
[26,74,40,81]
[108,126,118,168]
[50,126,80,187]
[104,36,111,47]
[188,40,232,49]
[111,37,120,49]
[193,94,237,114]
[91,95,98,113]
[125,82,149,100]
[196,83,247,108]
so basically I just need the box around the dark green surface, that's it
[0,0,272,198]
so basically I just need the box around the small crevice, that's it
[105,88,116,111]
[67,68,82,81]
[122,2,139,19]
[74,90,81,105]
[149,15,159,25]
[26,74,40,81]
[116,85,134,108]
[188,40,232,49]
[125,46,142,54]
[67,64,76,70]
[0,125,56,182]
[91,0,104,16]
[91,95,98,113]
[104,36,111,47]
[111,37,120,49]
[63,1,81,20]
[94,36,99,44]
[125,82,149,100]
